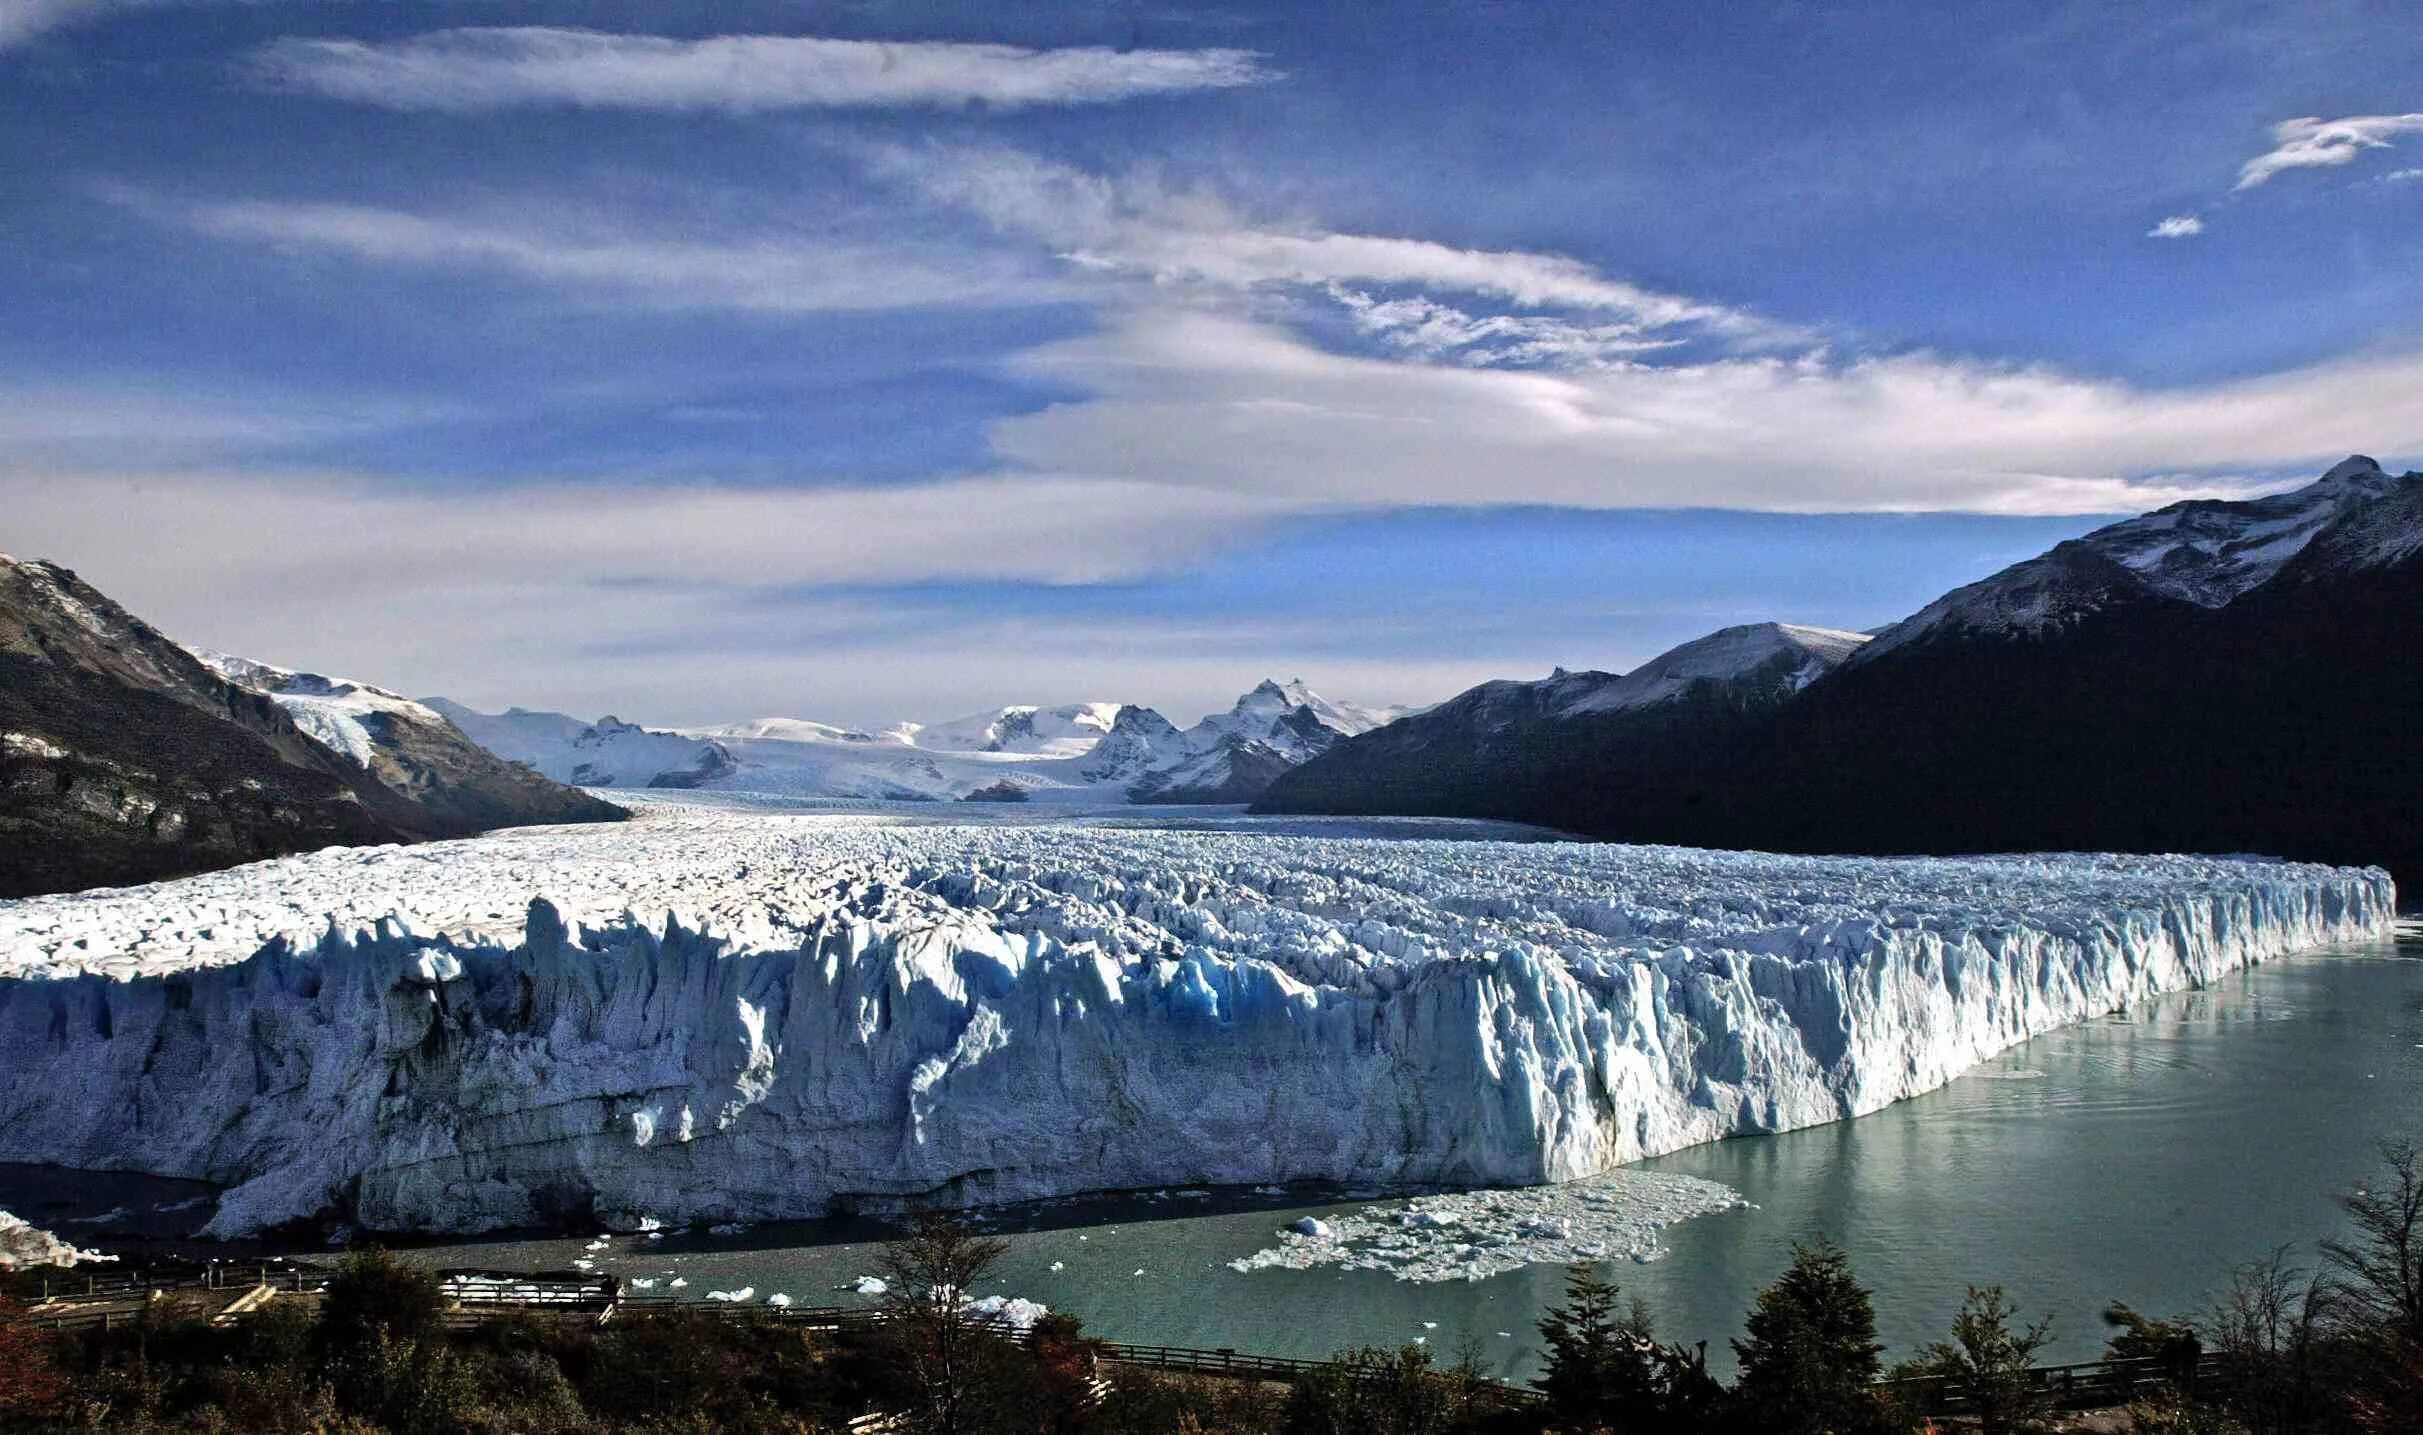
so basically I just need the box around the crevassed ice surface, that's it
[0,810,2394,1238]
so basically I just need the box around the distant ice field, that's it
[0,804,2394,1237]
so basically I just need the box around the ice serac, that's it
[0,812,2392,1237]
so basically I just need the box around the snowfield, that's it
[0,808,2394,1238]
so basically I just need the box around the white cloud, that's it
[0,380,454,466]
[2383,167,2423,183]
[1330,287,1683,368]
[0,459,1296,721]
[140,194,1061,313]
[256,26,1275,112]
[2147,214,2204,239]
[2236,113,2423,189]
[876,146,1776,341]
[989,304,2423,515]
[0,0,111,49]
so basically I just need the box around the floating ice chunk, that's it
[708,1223,746,1237]
[766,1293,792,1307]
[1232,1170,1749,1284]
[706,1286,754,1302]
[669,1278,688,1289]
[629,1278,657,1290]
[852,1276,888,1296]
[0,1210,115,1270]
[1049,1261,1065,1272]
[964,1294,1049,1331]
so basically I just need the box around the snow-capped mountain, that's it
[188,650,626,838]
[0,557,617,897]
[432,681,1402,805]
[1558,623,1869,715]
[906,702,1125,756]
[187,650,435,768]
[1269,455,2423,886]
[425,701,736,790]
[1074,705,1190,784]
[1856,455,2406,662]
[1261,623,1871,822]
[1130,679,1410,803]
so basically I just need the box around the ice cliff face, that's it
[0,810,2392,1237]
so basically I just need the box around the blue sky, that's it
[4,0,2420,724]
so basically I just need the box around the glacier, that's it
[0,807,2394,1239]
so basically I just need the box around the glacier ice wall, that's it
[0,812,2395,1237]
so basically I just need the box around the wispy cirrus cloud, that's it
[874,145,1779,343]
[991,304,2423,516]
[2146,214,2203,239]
[254,26,1276,112]
[1327,288,1683,369]
[123,191,1063,313]
[2236,113,2423,189]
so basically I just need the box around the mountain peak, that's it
[1560,622,1870,716]
[1859,453,2413,661]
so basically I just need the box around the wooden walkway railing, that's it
[1879,1351,2227,1416]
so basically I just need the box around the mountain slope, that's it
[197,655,625,831]
[0,555,619,898]
[1130,678,1407,803]
[1,556,409,895]
[1258,623,1868,823]
[424,701,736,790]
[433,680,1401,805]
[1659,459,2423,880]
[1264,457,2423,886]
[1854,454,2404,661]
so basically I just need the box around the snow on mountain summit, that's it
[903,702,1126,756]
[1860,455,2416,661]
[433,681,1405,805]
[1559,622,1870,716]
[190,648,440,769]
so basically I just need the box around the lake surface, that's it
[384,928,2423,1380]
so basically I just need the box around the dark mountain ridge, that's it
[1260,457,2423,888]
[0,556,619,898]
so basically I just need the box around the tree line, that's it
[2,1140,2419,1433]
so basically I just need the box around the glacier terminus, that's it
[0,805,2394,1240]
